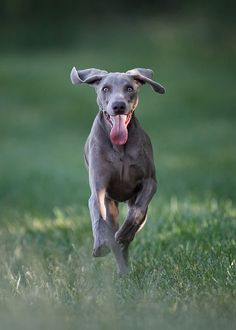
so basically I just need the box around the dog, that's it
[70,67,165,273]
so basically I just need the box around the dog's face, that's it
[95,73,141,145]
[96,74,140,145]
[70,67,165,145]
[97,73,139,116]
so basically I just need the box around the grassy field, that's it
[0,18,236,329]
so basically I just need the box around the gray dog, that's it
[70,67,165,273]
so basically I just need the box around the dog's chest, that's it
[106,152,144,202]
[117,158,142,182]
[110,147,145,184]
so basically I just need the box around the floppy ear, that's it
[126,68,165,94]
[70,67,108,86]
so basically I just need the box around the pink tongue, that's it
[110,115,128,145]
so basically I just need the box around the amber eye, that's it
[102,86,109,92]
[127,86,134,92]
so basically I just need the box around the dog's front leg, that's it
[89,190,128,274]
[88,190,111,257]
[115,178,157,244]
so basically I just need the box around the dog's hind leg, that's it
[105,197,119,233]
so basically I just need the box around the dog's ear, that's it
[70,67,108,86]
[126,68,165,94]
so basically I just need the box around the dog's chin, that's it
[103,111,133,145]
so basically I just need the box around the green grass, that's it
[0,18,236,329]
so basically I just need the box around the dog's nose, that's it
[112,101,126,114]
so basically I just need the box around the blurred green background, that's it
[0,1,236,330]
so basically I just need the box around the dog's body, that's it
[71,68,165,273]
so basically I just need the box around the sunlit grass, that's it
[0,199,235,329]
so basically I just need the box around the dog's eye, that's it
[127,86,134,92]
[102,86,109,92]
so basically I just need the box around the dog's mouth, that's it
[104,110,134,145]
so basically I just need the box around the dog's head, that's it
[70,67,165,145]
